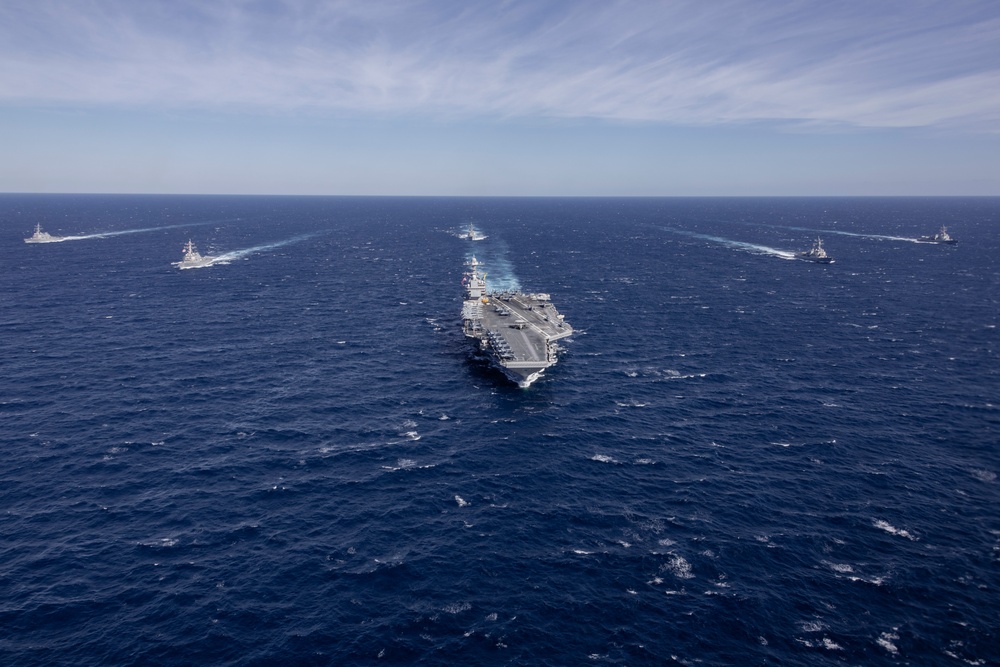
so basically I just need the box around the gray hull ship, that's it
[173,240,215,269]
[24,224,65,244]
[918,226,957,244]
[796,237,834,263]
[461,257,572,387]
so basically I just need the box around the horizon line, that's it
[3,192,1000,199]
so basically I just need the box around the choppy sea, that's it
[1,195,998,666]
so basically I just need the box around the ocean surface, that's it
[1,195,997,666]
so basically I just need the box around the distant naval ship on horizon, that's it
[461,256,572,387]
[918,226,957,244]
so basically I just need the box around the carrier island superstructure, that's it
[461,256,573,387]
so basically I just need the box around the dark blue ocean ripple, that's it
[1,195,998,666]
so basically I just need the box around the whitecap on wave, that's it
[824,561,854,574]
[138,537,178,548]
[799,620,826,633]
[971,469,996,482]
[662,554,694,579]
[383,458,417,471]
[873,519,918,541]
[795,637,843,650]
[622,367,706,380]
[876,630,900,655]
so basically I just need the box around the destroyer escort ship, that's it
[24,224,65,244]
[461,256,572,387]
[796,237,834,263]
[918,226,957,244]
[173,240,216,269]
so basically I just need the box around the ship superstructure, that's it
[24,224,65,244]
[461,256,572,387]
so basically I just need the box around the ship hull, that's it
[464,334,554,388]
[175,259,215,269]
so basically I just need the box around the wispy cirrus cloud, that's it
[2,0,998,130]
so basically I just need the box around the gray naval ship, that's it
[173,239,216,269]
[918,225,957,244]
[24,223,66,244]
[796,237,834,263]
[461,256,573,387]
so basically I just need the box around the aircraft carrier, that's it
[461,256,572,387]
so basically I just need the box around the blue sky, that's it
[2,0,998,195]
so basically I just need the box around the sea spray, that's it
[464,236,521,291]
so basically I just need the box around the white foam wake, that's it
[757,223,919,243]
[658,227,797,260]
[209,232,319,265]
[59,221,222,241]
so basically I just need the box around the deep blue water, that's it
[1,195,998,666]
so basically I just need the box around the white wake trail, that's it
[657,227,797,260]
[756,223,919,243]
[208,232,319,265]
[59,221,222,241]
